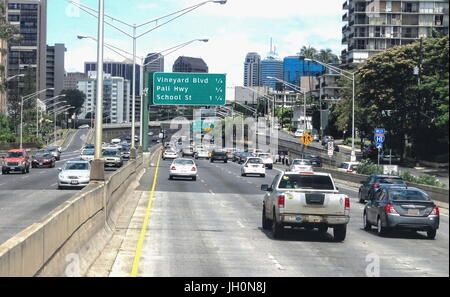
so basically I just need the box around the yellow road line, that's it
[130,151,161,277]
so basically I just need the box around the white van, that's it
[111,138,121,145]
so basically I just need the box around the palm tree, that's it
[317,48,339,64]
[299,46,318,59]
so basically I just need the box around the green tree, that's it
[0,112,14,142]
[316,48,339,64]
[356,36,449,162]
[60,89,86,117]
[299,46,318,59]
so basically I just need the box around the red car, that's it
[31,151,56,168]
[2,149,31,174]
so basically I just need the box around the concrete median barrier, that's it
[0,146,159,277]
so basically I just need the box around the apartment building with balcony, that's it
[342,0,449,63]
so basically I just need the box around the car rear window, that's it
[174,159,194,165]
[376,177,405,185]
[247,158,263,164]
[213,151,226,156]
[278,175,335,190]
[389,189,431,201]
[293,160,312,165]
[65,163,89,170]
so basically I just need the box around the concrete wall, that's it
[277,137,449,204]
[0,146,157,277]
[315,167,449,204]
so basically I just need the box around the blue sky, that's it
[48,0,344,86]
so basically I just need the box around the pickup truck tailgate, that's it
[283,191,346,215]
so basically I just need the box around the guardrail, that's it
[315,167,449,204]
[0,146,160,277]
[276,137,449,204]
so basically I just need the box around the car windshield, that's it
[82,150,94,156]
[292,160,312,165]
[35,153,52,158]
[278,175,335,190]
[103,150,119,156]
[7,152,24,158]
[64,163,89,171]
[376,177,405,185]
[46,148,57,152]
[247,158,263,164]
[173,159,194,165]
[389,189,431,201]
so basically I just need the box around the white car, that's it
[80,148,95,162]
[195,149,210,160]
[256,153,274,169]
[241,157,266,177]
[289,159,314,173]
[58,160,91,189]
[337,162,360,174]
[294,130,304,137]
[163,149,178,160]
[169,158,198,181]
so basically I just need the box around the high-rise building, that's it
[78,71,131,124]
[172,56,208,73]
[5,0,47,101]
[283,56,325,91]
[342,0,449,64]
[144,53,164,73]
[84,60,141,95]
[63,72,88,90]
[0,12,7,113]
[243,52,261,87]
[46,43,66,99]
[260,56,283,90]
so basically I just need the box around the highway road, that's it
[0,129,91,244]
[114,154,449,277]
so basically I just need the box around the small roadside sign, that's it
[328,141,334,157]
[374,128,385,144]
[300,133,313,146]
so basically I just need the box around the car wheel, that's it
[427,229,437,240]
[272,212,284,239]
[26,166,30,173]
[377,217,387,236]
[192,176,197,181]
[318,225,328,233]
[358,191,365,204]
[261,174,266,178]
[262,206,271,230]
[333,225,347,242]
[210,160,214,163]
[241,173,246,177]
[224,160,228,163]
[363,212,372,231]
[169,176,173,180]
[22,168,26,174]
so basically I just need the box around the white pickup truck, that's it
[261,171,350,241]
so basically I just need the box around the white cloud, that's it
[171,0,343,19]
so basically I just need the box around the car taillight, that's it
[372,184,381,188]
[191,167,197,171]
[171,166,176,170]
[385,204,398,214]
[278,195,285,208]
[345,197,350,210]
[431,206,440,216]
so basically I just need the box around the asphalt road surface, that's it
[129,156,449,277]
[0,129,91,244]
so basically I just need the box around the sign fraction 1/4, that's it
[210,95,223,101]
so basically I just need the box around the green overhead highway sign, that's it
[153,73,226,106]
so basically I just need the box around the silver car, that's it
[58,160,91,189]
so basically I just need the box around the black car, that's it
[303,154,322,168]
[210,150,228,163]
[363,186,440,239]
[238,152,254,164]
[359,175,407,203]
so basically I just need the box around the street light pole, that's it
[304,58,356,162]
[92,0,105,181]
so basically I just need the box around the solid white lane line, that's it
[237,220,245,228]
[268,254,285,271]
[209,190,216,196]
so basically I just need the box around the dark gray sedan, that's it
[363,186,440,239]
